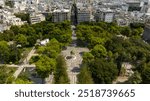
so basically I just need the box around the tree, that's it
[2,30,15,41]
[91,44,107,58]
[46,39,61,58]
[37,46,45,54]
[130,23,144,29]
[36,55,56,83]
[46,38,61,53]
[37,39,61,58]
[54,55,70,84]
[82,52,94,64]
[77,64,93,84]
[27,35,37,46]
[90,59,118,84]
[14,13,30,23]
[127,71,142,84]
[0,66,14,84]
[141,64,150,84]
[14,79,32,84]
[120,27,131,37]
[45,13,52,21]
[88,37,105,48]
[10,25,20,35]
[0,41,10,63]
[0,66,9,83]
[131,27,143,37]
[15,34,28,47]
[18,27,28,35]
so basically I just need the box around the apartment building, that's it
[52,9,70,22]
[30,13,45,24]
[77,8,90,23]
[94,8,114,23]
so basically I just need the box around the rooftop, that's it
[53,9,70,13]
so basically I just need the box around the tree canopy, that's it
[0,66,15,84]
[36,55,56,82]
[76,22,149,84]
[54,55,70,84]
[77,64,93,84]
[0,21,72,64]
[90,59,118,84]
[141,63,150,84]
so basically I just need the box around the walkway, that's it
[13,47,36,79]
[61,26,89,84]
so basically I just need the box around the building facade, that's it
[52,9,70,23]
[94,8,114,23]
[143,19,150,43]
[77,8,90,24]
[30,13,45,24]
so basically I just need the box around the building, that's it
[30,13,45,24]
[143,19,150,43]
[10,17,24,26]
[0,9,24,26]
[94,8,114,23]
[13,0,27,13]
[71,2,78,25]
[125,0,142,11]
[116,18,130,26]
[0,24,10,32]
[40,39,49,46]
[71,1,90,25]
[52,9,70,23]
[0,0,4,8]
[125,0,141,7]
[77,8,90,24]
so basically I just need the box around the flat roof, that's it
[53,9,70,13]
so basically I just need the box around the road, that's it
[61,26,89,84]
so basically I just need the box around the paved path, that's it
[62,47,89,84]
[13,47,36,79]
[45,72,54,84]
[61,26,89,84]
[0,64,36,68]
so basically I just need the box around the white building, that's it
[30,13,45,24]
[0,0,4,8]
[0,9,24,26]
[95,8,114,23]
[0,24,10,32]
[40,39,49,46]
[13,0,27,13]
[52,9,70,22]
[10,17,24,26]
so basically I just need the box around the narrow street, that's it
[61,26,89,84]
